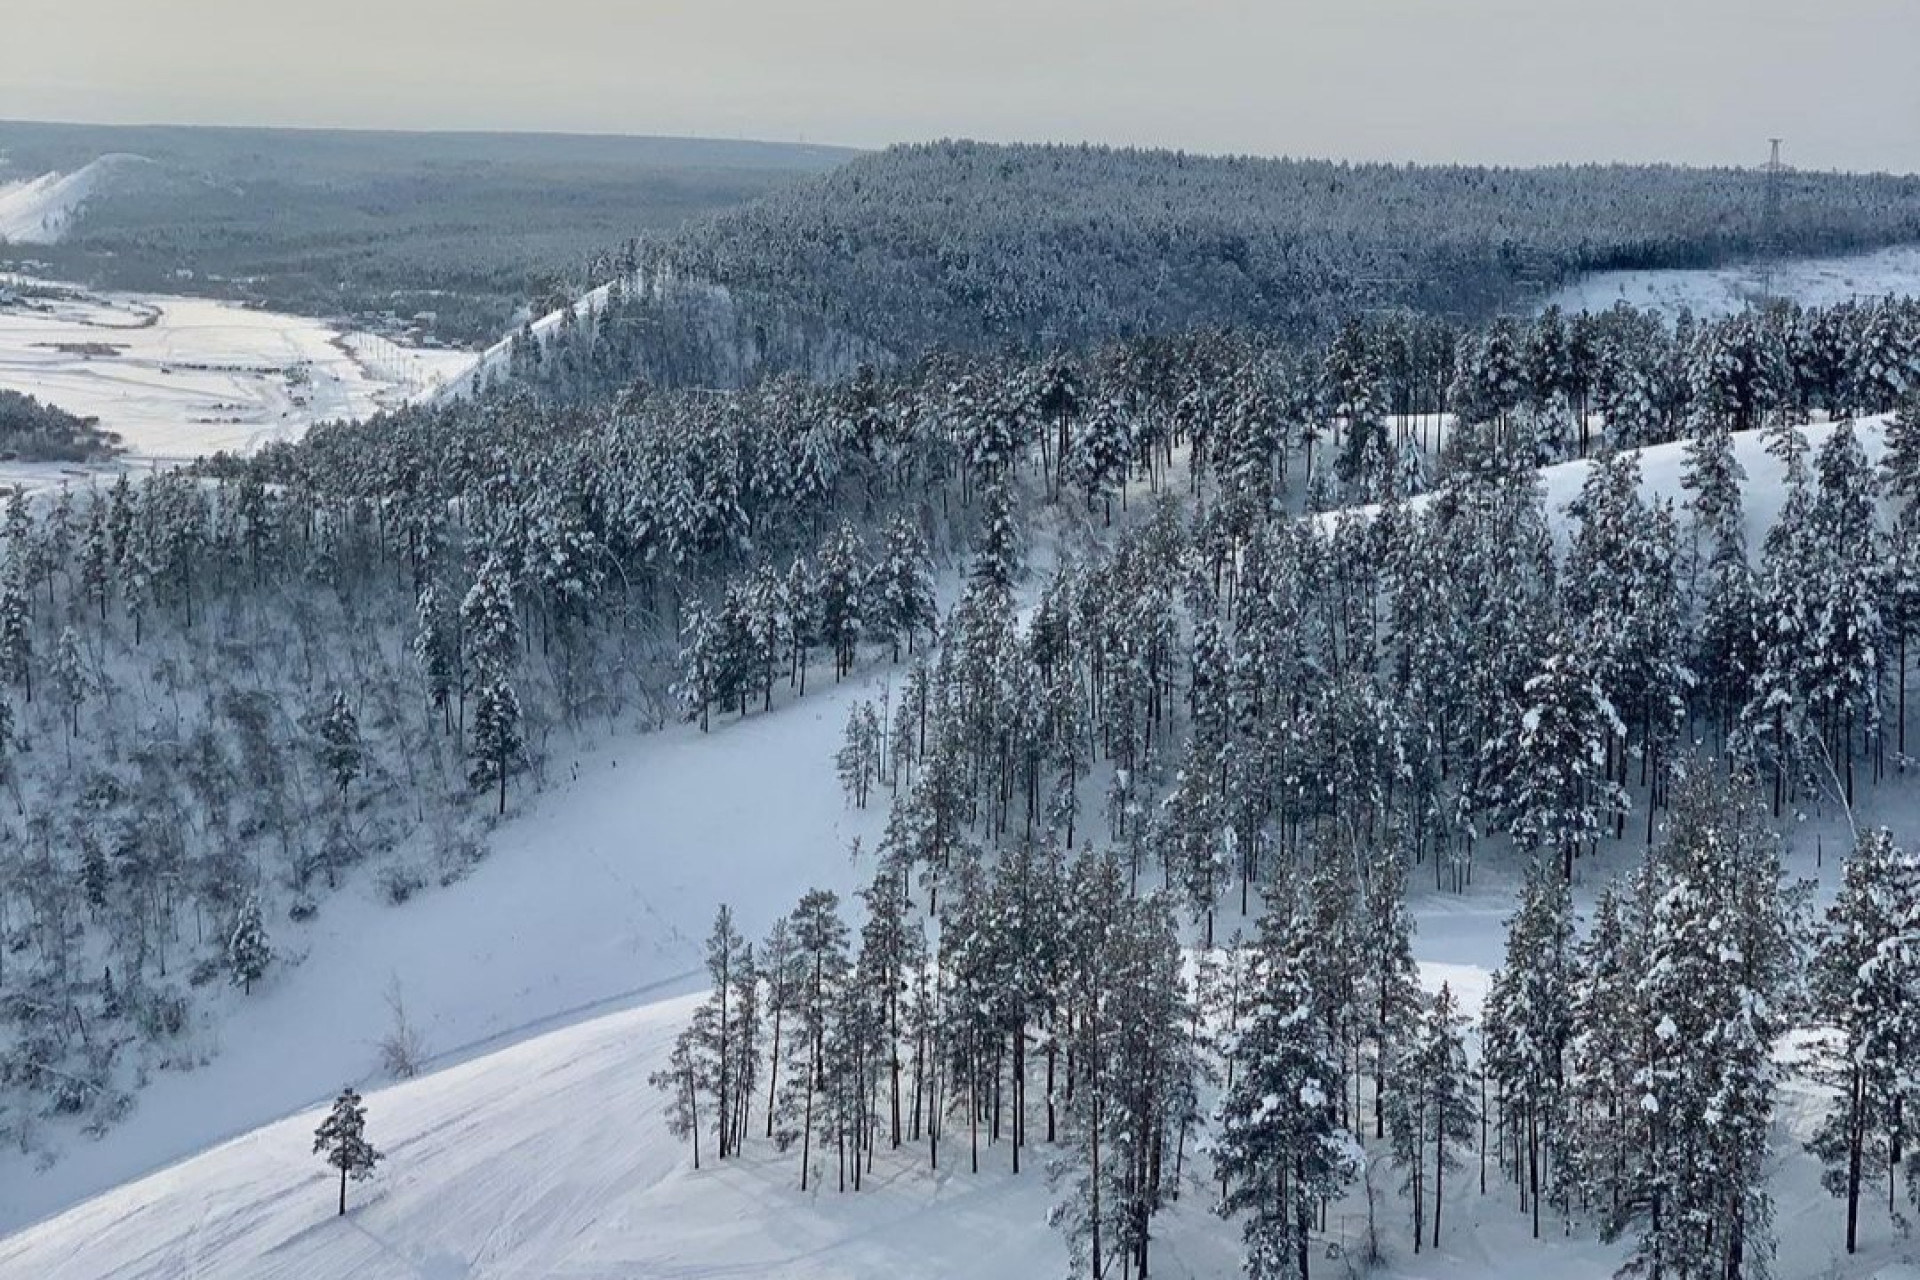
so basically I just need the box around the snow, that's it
[1323,412,1893,553]
[0,156,151,245]
[0,985,1248,1280]
[0,661,893,1236]
[0,278,473,489]
[1543,242,1920,321]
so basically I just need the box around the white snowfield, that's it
[1542,241,1920,320]
[0,279,473,489]
[0,155,151,245]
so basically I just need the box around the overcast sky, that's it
[6,0,1917,171]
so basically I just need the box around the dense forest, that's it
[0,390,120,463]
[614,142,1920,373]
[0,270,1914,1280]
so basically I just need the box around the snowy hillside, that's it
[1544,242,1920,320]
[6,412,1918,1279]
[1322,411,1892,552]
[0,155,151,245]
[0,656,892,1235]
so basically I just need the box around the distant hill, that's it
[633,140,1920,368]
[0,121,856,343]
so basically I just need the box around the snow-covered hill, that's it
[0,653,898,1236]
[4,418,1916,1279]
[0,155,151,245]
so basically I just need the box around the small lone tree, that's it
[312,1086,383,1216]
[227,894,271,995]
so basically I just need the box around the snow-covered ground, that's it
[0,657,895,1236]
[0,278,473,488]
[1543,242,1920,320]
[0,155,151,245]
[2,420,1915,1278]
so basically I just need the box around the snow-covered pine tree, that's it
[1360,847,1423,1141]
[1806,418,1883,805]
[759,913,804,1139]
[702,905,747,1159]
[1214,902,1359,1280]
[412,582,458,735]
[1481,858,1574,1237]
[468,674,523,815]
[777,888,849,1191]
[50,624,86,758]
[650,1002,719,1169]
[1805,828,1920,1252]
[312,1086,382,1216]
[867,514,937,662]
[1387,981,1478,1252]
[1619,766,1800,1280]
[0,562,31,704]
[317,690,364,804]
[226,893,270,995]
[1492,627,1627,879]
[816,524,867,680]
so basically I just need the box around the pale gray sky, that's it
[6,0,1917,171]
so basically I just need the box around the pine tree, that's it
[0,563,31,704]
[1493,628,1627,878]
[226,894,270,995]
[1619,767,1799,1280]
[468,675,523,815]
[1805,828,1920,1253]
[312,1086,383,1216]
[50,625,86,759]
[1482,858,1574,1236]
[1387,982,1479,1252]
[1215,904,1358,1280]
[1360,848,1423,1141]
[412,583,457,734]
[777,888,849,1191]
[317,690,364,805]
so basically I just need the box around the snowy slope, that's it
[1543,242,1920,320]
[0,155,150,244]
[0,988,1251,1280]
[1321,413,1892,554]
[0,661,896,1235]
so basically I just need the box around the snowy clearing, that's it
[1543,242,1920,320]
[0,278,473,488]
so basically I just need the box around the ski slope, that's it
[0,155,151,245]
[0,657,898,1236]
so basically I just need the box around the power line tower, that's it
[1762,138,1785,301]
